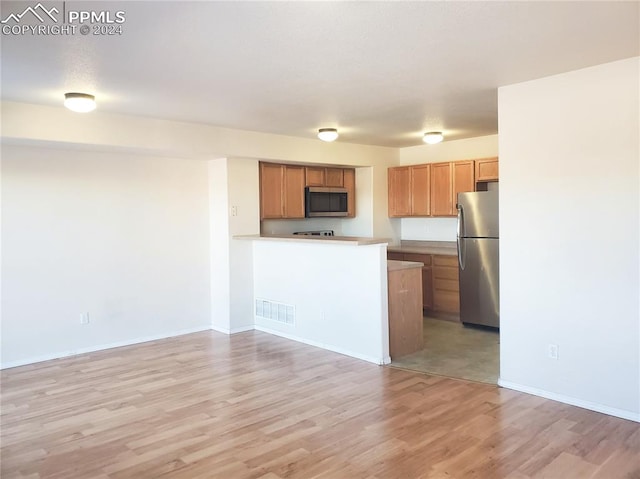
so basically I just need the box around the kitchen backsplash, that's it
[400,217,457,241]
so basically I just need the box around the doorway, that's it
[390,315,499,384]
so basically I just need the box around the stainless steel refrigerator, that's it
[456,187,499,328]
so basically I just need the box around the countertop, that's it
[387,240,457,256]
[387,260,424,271]
[233,234,389,246]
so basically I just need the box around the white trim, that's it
[255,325,390,365]
[498,379,640,423]
[0,326,213,370]
[211,325,255,335]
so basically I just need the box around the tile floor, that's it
[389,316,500,384]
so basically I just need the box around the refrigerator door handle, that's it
[457,204,466,270]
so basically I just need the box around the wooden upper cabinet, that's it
[389,160,478,217]
[411,164,431,216]
[388,167,412,217]
[325,168,344,187]
[260,163,285,219]
[305,167,325,186]
[388,165,431,217]
[343,168,356,217]
[430,160,475,217]
[475,157,499,182]
[430,162,453,217]
[283,166,305,218]
[452,161,475,211]
[260,163,305,219]
[305,167,345,188]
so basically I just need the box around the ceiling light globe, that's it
[318,128,339,142]
[64,93,96,113]
[423,132,444,144]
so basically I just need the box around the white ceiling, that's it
[1,1,638,147]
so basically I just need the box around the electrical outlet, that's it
[548,343,559,360]
[230,205,238,216]
[80,312,90,325]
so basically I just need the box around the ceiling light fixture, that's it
[317,128,339,142]
[64,92,96,113]
[423,131,444,144]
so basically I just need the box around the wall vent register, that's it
[255,299,295,325]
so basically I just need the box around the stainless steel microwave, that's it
[305,187,348,217]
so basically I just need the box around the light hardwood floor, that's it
[1,331,638,478]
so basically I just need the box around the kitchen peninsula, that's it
[235,234,393,364]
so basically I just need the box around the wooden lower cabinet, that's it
[432,255,460,315]
[403,253,433,310]
[387,265,424,359]
[387,251,459,318]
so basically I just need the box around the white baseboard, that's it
[0,326,213,370]
[255,325,389,365]
[211,325,255,335]
[498,379,639,423]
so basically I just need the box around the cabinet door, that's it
[475,157,499,182]
[388,167,412,217]
[388,267,424,358]
[453,161,475,210]
[343,168,356,217]
[260,163,283,219]
[432,255,460,314]
[430,163,453,217]
[325,168,344,187]
[305,167,325,186]
[283,166,305,218]
[411,164,431,216]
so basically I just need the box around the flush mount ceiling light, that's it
[64,92,96,113]
[423,131,444,144]
[317,128,339,142]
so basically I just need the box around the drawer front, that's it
[433,255,458,267]
[433,278,459,293]
[433,266,459,281]
[403,253,431,266]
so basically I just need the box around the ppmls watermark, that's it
[1,2,126,36]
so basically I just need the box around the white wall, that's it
[209,158,261,333]
[251,239,389,364]
[208,159,232,332]
[1,145,212,367]
[399,134,498,166]
[397,135,499,241]
[498,57,639,421]
[400,218,458,242]
[227,159,261,332]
